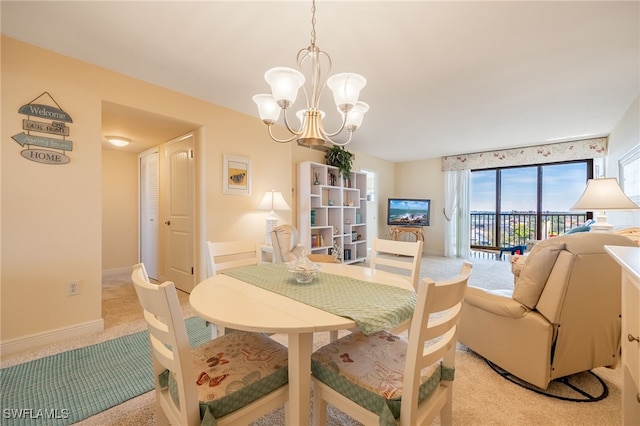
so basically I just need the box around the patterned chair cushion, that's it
[161,331,288,426]
[311,331,453,426]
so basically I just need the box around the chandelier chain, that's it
[253,0,368,146]
[310,0,317,47]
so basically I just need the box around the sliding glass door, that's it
[470,160,592,249]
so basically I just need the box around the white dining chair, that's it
[206,240,260,276]
[326,238,424,341]
[311,261,472,426]
[365,238,424,335]
[131,263,289,426]
[205,240,261,336]
[370,238,424,290]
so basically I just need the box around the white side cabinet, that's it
[298,161,367,264]
[605,245,640,425]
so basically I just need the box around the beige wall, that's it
[393,158,445,256]
[0,37,335,344]
[0,36,395,346]
[2,38,103,340]
[6,33,632,349]
[351,151,397,244]
[102,150,138,272]
[607,96,640,227]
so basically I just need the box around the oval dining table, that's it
[189,262,415,425]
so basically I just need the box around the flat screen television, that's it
[387,198,430,227]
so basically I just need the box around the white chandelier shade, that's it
[264,67,305,108]
[253,94,281,124]
[345,101,370,131]
[326,73,367,111]
[253,0,368,147]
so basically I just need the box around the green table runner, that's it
[222,263,416,335]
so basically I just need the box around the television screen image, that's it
[387,198,430,227]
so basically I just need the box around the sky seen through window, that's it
[471,163,588,212]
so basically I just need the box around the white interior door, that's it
[139,150,159,279]
[162,133,195,293]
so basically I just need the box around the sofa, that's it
[458,232,636,389]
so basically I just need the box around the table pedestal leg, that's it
[287,332,313,425]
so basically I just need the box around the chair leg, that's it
[156,398,170,426]
[312,382,327,426]
[205,321,222,339]
[284,401,290,425]
[440,386,453,426]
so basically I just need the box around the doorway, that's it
[102,101,201,333]
[139,148,159,279]
[161,133,196,293]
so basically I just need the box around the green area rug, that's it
[0,317,210,425]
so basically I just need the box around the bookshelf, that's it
[298,161,368,264]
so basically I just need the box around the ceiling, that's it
[2,1,638,162]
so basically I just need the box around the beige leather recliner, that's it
[458,232,636,389]
[270,224,338,263]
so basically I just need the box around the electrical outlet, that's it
[66,280,80,296]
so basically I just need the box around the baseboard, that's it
[102,266,133,280]
[1,319,104,357]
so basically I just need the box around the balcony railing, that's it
[470,212,588,249]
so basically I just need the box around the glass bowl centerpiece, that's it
[287,249,320,283]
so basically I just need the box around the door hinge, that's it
[190,150,193,158]
[191,267,194,275]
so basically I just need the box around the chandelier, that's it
[253,0,369,147]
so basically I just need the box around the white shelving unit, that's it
[298,161,367,264]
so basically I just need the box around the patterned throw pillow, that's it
[565,219,594,234]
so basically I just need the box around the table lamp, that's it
[570,177,639,233]
[258,190,290,245]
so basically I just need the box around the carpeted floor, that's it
[1,255,622,425]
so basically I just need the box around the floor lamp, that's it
[570,177,639,233]
[258,190,291,245]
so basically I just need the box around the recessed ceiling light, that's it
[106,136,131,147]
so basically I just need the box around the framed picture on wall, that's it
[223,154,251,195]
[618,145,640,203]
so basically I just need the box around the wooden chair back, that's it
[206,240,259,276]
[401,261,472,424]
[311,261,472,425]
[370,238,424,289]
[131,263,199,425]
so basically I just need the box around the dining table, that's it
[189,261,416,425]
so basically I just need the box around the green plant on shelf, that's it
[324,145,353,177]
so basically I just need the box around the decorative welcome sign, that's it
[12,92,73,165]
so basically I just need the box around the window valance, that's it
[441,137,608,171]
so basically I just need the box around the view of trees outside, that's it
[470,162,589,248]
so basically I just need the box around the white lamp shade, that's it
[253,94,281,124]
[264,67,305,107]
[327,73,366,110]
[258,190,291,212]
[345,101,369,131]
[570,178,639,211]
